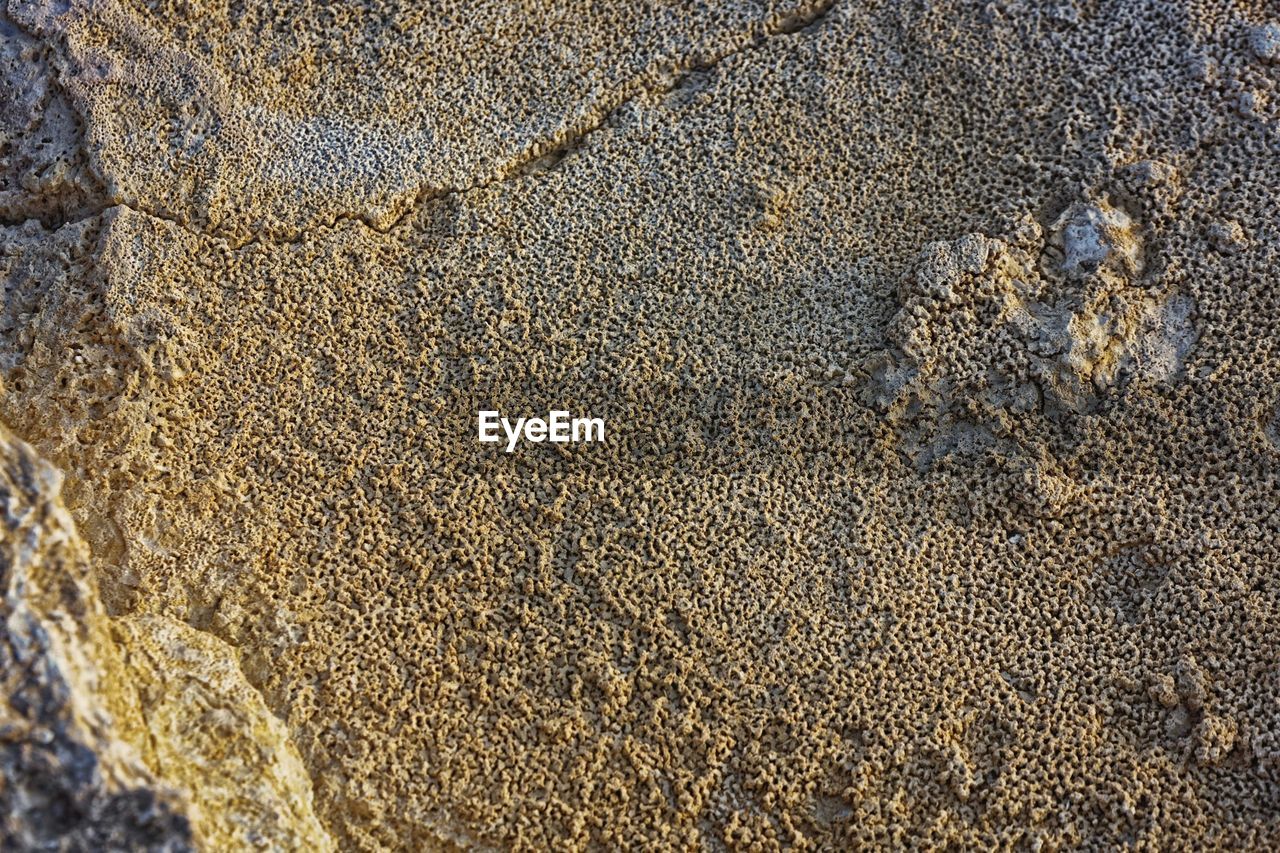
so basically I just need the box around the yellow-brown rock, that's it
[0,422,331,850]
[4,0,1280,848]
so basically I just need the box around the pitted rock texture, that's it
[0,6,104,226]
[873,209,1197,468]
[5,0,1280,850]
[6,0,837,242]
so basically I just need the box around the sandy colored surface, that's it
[0,423,330,850]
[4,0,1280,849]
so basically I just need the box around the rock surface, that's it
[0,421,191,851]
[4,0,1280,849]
[0,423,331,849]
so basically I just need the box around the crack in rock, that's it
[4,0,839,249]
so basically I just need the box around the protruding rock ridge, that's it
[0,421,192,850]
[0,423,334,850]
[871,200,1197,469]
[112,615,338,852]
